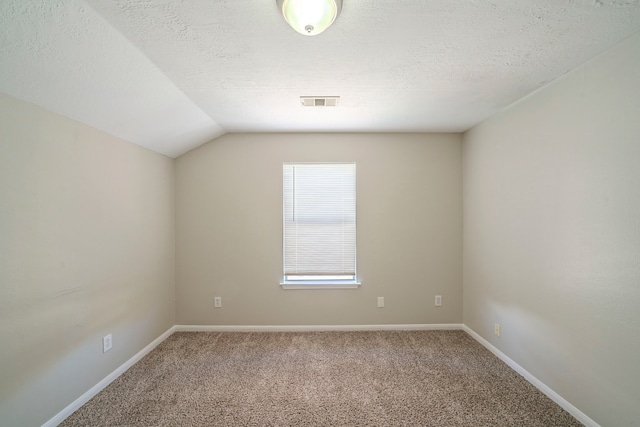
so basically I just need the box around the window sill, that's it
[280,281,361,290]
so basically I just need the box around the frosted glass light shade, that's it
[277,0,343,36]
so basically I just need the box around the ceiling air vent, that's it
[300,96,340,107]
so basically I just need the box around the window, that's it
[282,163,358,288]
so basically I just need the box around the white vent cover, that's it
[300,96,340,107]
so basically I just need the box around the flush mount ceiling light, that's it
[277,0,343,36]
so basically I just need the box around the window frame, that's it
[280,162,360,290]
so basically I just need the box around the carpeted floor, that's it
[61,330,582,426]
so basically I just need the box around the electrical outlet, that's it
[103,334,112,353]
[214,297,222,308]
[377,297,384,308]
[494,323,501,337]
[435,295,442,307]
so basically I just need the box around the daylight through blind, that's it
[283,163,356,280]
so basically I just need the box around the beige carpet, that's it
[61,330,582,426]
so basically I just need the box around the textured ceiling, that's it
[1,1,640,157]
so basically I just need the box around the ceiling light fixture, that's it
[277,0,343,36]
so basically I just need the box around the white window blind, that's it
[283,163,356,283]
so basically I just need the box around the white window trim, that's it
[282,162,358,290]
[280,280,362,290]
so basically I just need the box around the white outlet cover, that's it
[103,334,113,353]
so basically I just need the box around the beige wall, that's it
[463,32,640,426]
[8,31,638,427]
[175,133,462,326]
[0,93,175,426]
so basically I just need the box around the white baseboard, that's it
[175,323,464,332]
[42,326,176,427]
[462,325,599,427]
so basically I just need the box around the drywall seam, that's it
[41,326,176,427]
[462,325,600,427]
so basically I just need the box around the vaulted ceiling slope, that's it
[2,1,640,158]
